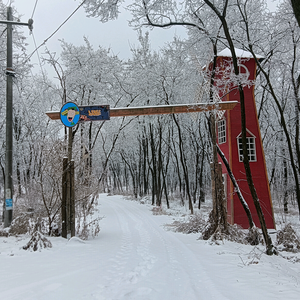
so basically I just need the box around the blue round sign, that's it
[60,102,80,127]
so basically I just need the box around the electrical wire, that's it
[31,31,46,80]
[31,0,39,19]
[24,0,87,65]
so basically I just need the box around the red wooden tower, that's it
[214,48,275,229]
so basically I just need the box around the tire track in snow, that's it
[107,214,133,276]
[109,200,156,280]
[124,200,230,300]
[95,198,157,299]
[95,201,134,299]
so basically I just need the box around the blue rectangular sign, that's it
[79,105,110,122]
[6,198,13,210]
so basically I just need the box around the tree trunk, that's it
[149,124,158,205]
[172,114,194,214]
[282,146,289,214]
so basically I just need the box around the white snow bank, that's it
[0,194,299,300]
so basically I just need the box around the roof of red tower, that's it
[217,47,264,59]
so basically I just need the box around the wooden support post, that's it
[66,161,70,235]
[70,160,75,237]
[210,161,227,229]
[62,157,68,238]
[61,127,75,238]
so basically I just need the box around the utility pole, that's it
[1,7,33,227]
[4,6,13,227]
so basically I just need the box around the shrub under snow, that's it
[22,231,52,252]
[276,223,300,253]
[167,213,261,246]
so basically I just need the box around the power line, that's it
[31,0,39,19]
[31,31,45,79]
[24,0,87,65]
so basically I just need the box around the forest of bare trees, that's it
[0,1,300,252]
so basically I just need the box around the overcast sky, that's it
[12,0,146,59]
[10,0,185,78]
[9,0,282,78]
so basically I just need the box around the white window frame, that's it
[237,130,257,162]
[217,119,226,144]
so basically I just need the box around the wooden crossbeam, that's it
[45,101,238,120]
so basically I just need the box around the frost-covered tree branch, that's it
[77,0,124,22]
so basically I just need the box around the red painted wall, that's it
[215,56,275,229]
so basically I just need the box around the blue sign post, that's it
[60,102,80,127]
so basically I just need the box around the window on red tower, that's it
[217,119,226,144]
[237,135,257,162]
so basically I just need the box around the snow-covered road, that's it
[1,194,300,300]
[96,195,226,300]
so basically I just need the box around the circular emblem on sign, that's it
[230,63,250,80]
[60,102,80,127]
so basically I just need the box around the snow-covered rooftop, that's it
[217,47,264,59]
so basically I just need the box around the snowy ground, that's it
[1,194,300,300]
